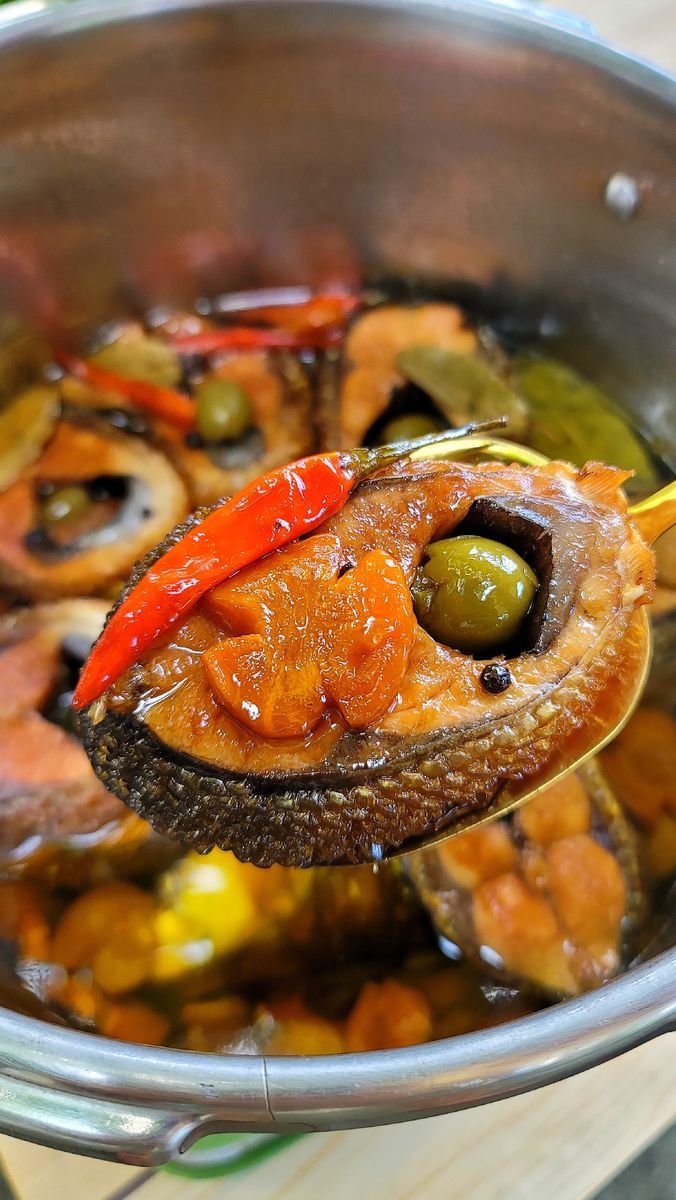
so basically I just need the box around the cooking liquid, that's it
[0,284,673,1053]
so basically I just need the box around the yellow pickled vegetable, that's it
[158,850,260,954]
[98,998,170,1046]
[345,980,432,1051]
[436,823,516,890]
[262,999,344,1056]
[52,882,157,971]
[55,972,99,1025]
[472,873,577,995]
[644,812,676,881]
[152,938,215,983]
[516,775,591,845]
[602,708,676,827]
[0,881,52,960]
[545,835,625,969]
[92,922,156,996]
[181,996,249,1030]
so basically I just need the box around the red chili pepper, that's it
[73,423,499,709]
[57,290,357,424]
[55,351,196,430]
[170,324,345,357]
[245,291,360,332]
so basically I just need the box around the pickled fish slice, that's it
[79,323,316,506]
[80,452,661,867]
[0,405,188,598]
[408,762,645,996]
[0,600,177,885]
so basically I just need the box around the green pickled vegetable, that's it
[195,378,253,444]
[513,358,657,486]
[0,329,52,404]
[91,335,181,389]
[40,484,91,527]
[380,412,444,443]
[396,346,528,436]
[0,386,60,492]
[411,535,538,655]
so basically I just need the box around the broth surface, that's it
[0,286,673,1052]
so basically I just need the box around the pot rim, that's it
[0,0,676,105]
[0,0,674,1149]
[0,948,673,1131]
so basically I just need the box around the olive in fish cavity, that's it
[411,536,538,655]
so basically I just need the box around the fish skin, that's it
[80,607,646,866]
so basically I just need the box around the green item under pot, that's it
[163,1131,303,1179]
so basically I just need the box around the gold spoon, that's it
[383,438,676,861]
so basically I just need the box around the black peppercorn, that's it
[480,663,512,694]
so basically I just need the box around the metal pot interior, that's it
[0,0,674,459]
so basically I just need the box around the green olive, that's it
[40,484,91,527]
[195,378,253,444]
[380,412,443,443]
[411,535,538,655]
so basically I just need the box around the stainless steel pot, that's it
[0,0,674,1167]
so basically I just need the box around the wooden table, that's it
[561,0,676,72]
[0,2,674,1197]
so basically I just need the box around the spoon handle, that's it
[629,480,676,545]
[409,434,548,467]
